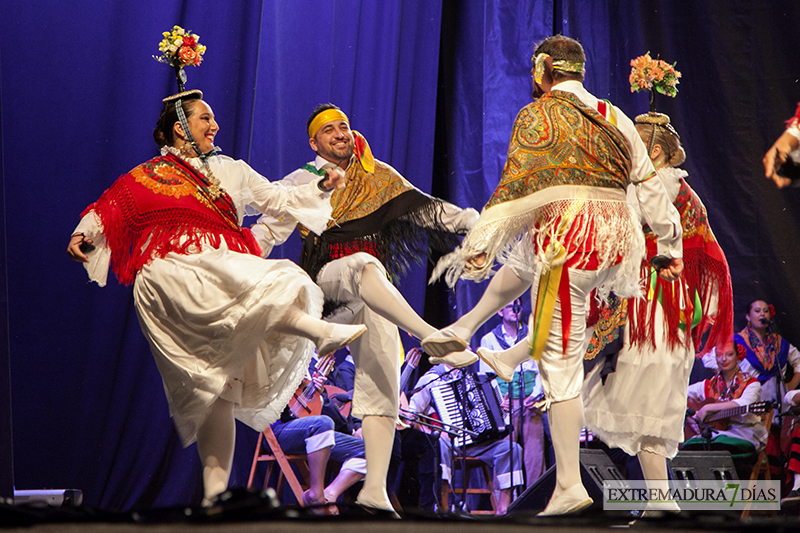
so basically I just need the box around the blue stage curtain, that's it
[2,0,800,513]
[1,0,441,511]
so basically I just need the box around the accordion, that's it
[431,372,509,447]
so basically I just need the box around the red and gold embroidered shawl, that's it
[628,177,733,354]
[435,91,640,291]
[84,153,261,285]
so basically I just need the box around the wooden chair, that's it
[247,426,311,505]
[741,410,777,520]
[441,456,497,515]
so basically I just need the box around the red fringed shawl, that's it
[628,177,734,355]
[83,153,261,285]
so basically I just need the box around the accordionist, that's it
[408,364,525,515]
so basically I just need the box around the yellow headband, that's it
[308,109,349,139]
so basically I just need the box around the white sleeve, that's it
[240,163,333,236]
[702,348,719,371]
[408,374,438,415]
[251,167,325,256]
[439,202,480,233]
[615,107,683,258]
[787,123,800,142]
[250,216,300,258]
[73,211,111,287]
[787,343,800,373]
[734,381,761,407]
[784,389,800,406]
[687,381,707,403]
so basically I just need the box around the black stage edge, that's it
[2,487,799,532]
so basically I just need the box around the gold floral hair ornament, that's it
[533,53,584,85]
[552,59,584,73]
[154,25,207,93]
[533,53,549,85]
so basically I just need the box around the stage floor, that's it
[2,502,797,533]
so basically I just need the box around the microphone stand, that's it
[398,410,478,514]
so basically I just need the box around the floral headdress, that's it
[153,25,220,176]
[154,25,207,98]
[629,52,681,112]
[630,53,682,155]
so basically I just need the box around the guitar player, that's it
[267,353,367,513]
[683,348,768,470]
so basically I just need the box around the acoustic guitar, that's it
[397,347,422,429]
[684,399,771,439]
[287,353,336,419]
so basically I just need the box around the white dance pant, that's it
[531,264,619,404]
[316,252,401,419]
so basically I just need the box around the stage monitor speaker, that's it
[507,448,625,515]
[668,450,738,482]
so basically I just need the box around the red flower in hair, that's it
[735,343,747,361]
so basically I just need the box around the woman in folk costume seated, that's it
[66,28,364,506]
[683,349,767,472]
[582,107,734,510]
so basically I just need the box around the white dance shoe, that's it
[420,326,470,357]
[476,347,516,381]
[317,324,367,356]
[537,484,593,516]
[428,349,479,368]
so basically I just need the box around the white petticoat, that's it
[582,300,693,458]
[133,245,323,446]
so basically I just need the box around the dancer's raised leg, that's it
[361,263,478,366]
[423,265,531,359]
[275,303,366,355]
[477,336,533,381]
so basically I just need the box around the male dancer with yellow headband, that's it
[254,103,478,513]
[422,35,684,515]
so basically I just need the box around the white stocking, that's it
[548,397,584,495]
[638,450,678,511]
[494,336,534,369]
[360,263,436,340]
[356,415,396,511]
[274,303,333,345]
[451,265,531,339]
[196,397,236,504]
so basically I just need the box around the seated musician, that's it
[683,348,767,465]
[268,355,366,514]
[780,389,800,506]
[408,363,524,515]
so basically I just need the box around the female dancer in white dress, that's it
[67,91,365,504]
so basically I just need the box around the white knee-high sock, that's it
[357,415,396,510]
[360,263,436,340]
[196,398,236,503]
[548,397,584,495]
[452,265,531,338]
